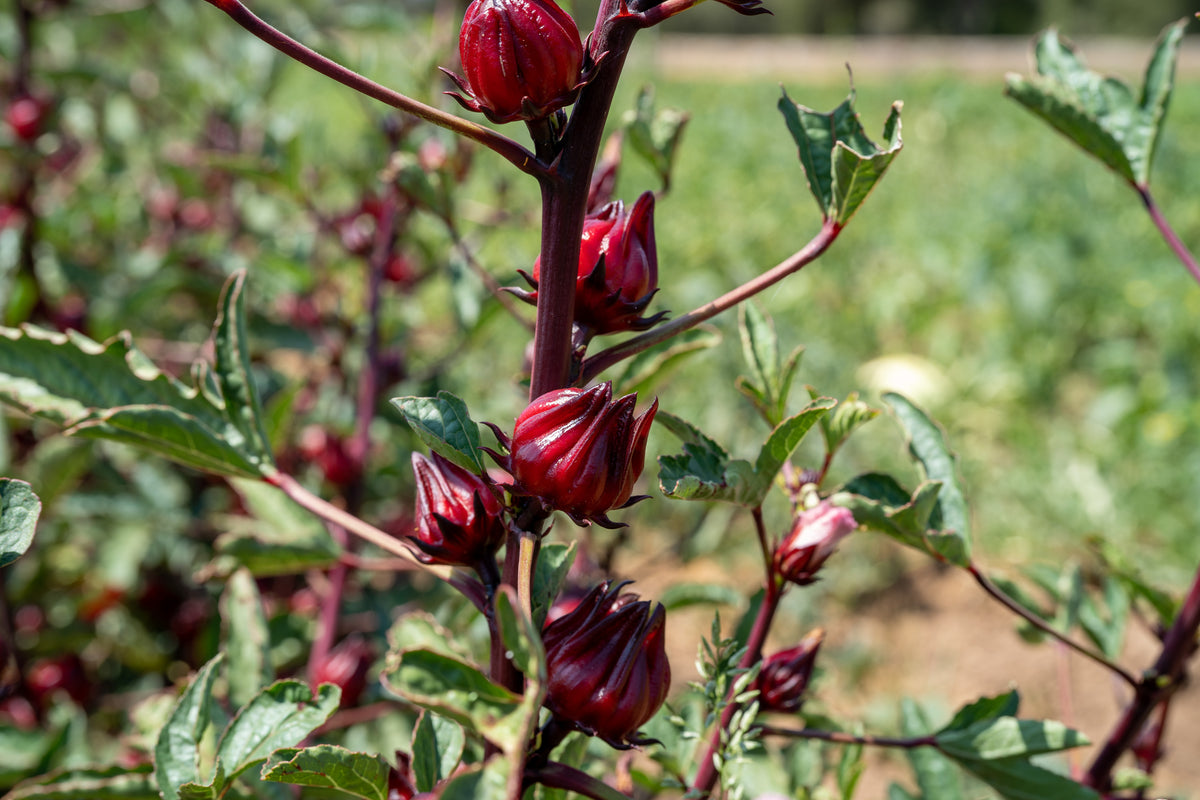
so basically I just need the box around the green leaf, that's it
[936,717,1089,761]
[381,649,524,749]
[0,478,40,568]
[739,303,780,411]
[154,653,225,800]
[884,393,971,566]
[6,765,158,799]
[219,568,274,709]
[736,304,806,427]
[940,691,1021,733]
[817,391,879,456]
[658,401,831,508]
[900,698,965,800]
[0,313,274,479]
[836,480,961,564]
[392,392,486,474]
[953,757,1100,800]
[215,681,341,782]
[386,612,473,662]
[621,84,690,192]
[1078,576,1130,660]
[212,272,274,468]
[1004,20,1187,186]
[262,745,391,800]
[778,87,903,225]
[204,478,341,578]
[656,412,758,506]
[531,541,576,629]
[659,582,744,611]
[412,713,466,793]
[437,759,511,800]
[752,398,836,491]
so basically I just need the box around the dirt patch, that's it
[645,33,1200,82]
[628,551,1198,797]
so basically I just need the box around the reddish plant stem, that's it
[581,220,841,383]
[967,563,1139,688]
[527,760,632,800]
[758,723,938,750]
[201,0,542,178]
[1084,562,1200,791]
[1136,183,1200,287]
[692,529,783,797]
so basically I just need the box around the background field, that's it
[3,0,1200,795]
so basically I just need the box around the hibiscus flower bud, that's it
[542,581,670,747]
[410,451,505,567]
[773,501,857,586]
[507,382,657,525]
[311,635,375,707]
[529,192,665,335]
[755,628,824,713]
[447,0,584,124]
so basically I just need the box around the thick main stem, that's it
[528,18,639,398]
[1084,562,1200,791]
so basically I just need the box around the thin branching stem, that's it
[1136,183,1200,287]
[758,723,938,750]
[967,563,1139,688]
[201,0,543,178]
[580,220,841,383]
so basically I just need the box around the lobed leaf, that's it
[5,765,157,799]
[1004,20,1188,186]
[219,568,275,710]
[900,698,965,800]
[0,478,40,568]
[0,272,275,478]
[392,392,487,474]
[153,654,225,800]
[884,393,972,565]
[381,648,525,750]
[261,745,392,800]
[412,713,466,793]
[215,681,341,782]
[778,88,903,226]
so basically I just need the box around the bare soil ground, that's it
[627,551,1199,798]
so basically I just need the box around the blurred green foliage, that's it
[2,0,1198,788]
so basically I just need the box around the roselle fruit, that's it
[755,628,824,713]
[542,581,670,747]
[773,501,857,586]
[447,0,584,123]
[526,191,666,335]
[505,382,657,525]
[409,451,505,567]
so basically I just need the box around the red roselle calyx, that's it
[446,0,584,124]
[521,191,666,335]
[499,382,657,526]
[409,451,505,568]
[755,628,824,713]
[773,501,857,586]
[542,581,670,747]
[311,635,375,707]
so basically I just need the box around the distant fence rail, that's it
[647,34,1200,81]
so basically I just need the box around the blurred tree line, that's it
[415,0,1196,35]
